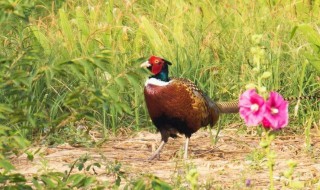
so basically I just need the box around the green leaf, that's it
[0,125,10,134]
[132,179,145,190]
[59,9,77,53]
[75,6,90,39]
[29,26,51,55]
[13,136,30,148]
[0,113,6,119]
[0,104,14,113]
[107,87,119,101]
[126,73,141,88]
[119,102,132,114]
[151,178,173,190]
[259,140,269,148]
[113,102,124,115]
[309,59,320,73]
[114,76,127,90]
[26,151,34,161]
[10,173,27,183]
[93,163,101,168]
[83,176,96,187]
[77,163,84,171]
[289,180,304,189]
[81,59,95,79]
[290,25,298,40]
[32,177,42,189]
[298,24,320,47]
[93,59,109,71]
[69,174,86,187]
[0,159,15,171]
[115,176,121,187]
[41,176,56,188]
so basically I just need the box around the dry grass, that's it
[11,127,320,189]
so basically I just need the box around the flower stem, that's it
[262,129,275,190]
[267,144,274,190]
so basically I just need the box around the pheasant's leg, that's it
[183,137,190,159]
[148,140,166,160]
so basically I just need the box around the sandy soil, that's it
[11,128,320,189]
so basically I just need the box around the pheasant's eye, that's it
[154,60,159,64]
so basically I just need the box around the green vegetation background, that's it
[0,0,319,189]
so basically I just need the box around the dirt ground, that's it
[11,127,320,189]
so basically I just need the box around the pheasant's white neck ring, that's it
[145,78,170,86]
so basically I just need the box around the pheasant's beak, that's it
[140,61,151,68]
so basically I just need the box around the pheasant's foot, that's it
[183,137,190,159]
[148,140,166,161]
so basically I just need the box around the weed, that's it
[245,148,266,170]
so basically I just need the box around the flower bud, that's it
[261,71,271,79]
[245,83,256,89]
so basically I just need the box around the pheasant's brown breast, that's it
[144,79,211,133]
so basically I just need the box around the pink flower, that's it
[239,89,266,126]
[262,91,288,130]
[261,118,271,129]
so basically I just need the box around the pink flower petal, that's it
[239,89,266,126]
[262,118,271,129]
[263,91,289,130]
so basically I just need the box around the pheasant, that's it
[141,56,239,160]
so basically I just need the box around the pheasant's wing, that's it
[175,78,220,127]
[172,79,215,127]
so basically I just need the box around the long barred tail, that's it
[216,101,239,114]
[285,94,320,101]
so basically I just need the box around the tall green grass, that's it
[0,0,319,144]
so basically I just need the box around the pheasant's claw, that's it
[148,140,166,161]
[148,153,160,161]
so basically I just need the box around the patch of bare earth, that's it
[11,128,320,189]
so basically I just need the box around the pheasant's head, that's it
[141,56,172,82]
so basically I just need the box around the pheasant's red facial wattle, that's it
[149,56,164,75]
